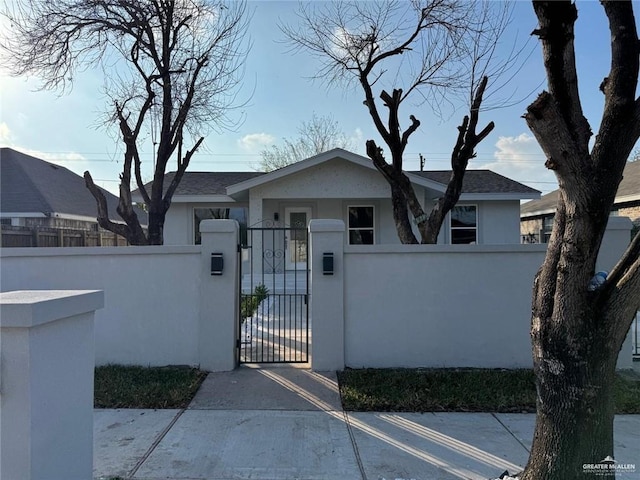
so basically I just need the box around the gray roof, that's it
[410,170,541,195]
[154,169,537,197]
[521,161,640,217]
[0,147,142,222]
[151,171,265,196]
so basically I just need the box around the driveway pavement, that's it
[94,366,640,480]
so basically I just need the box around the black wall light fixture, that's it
[211,253,224,275]
[323,252,334,275]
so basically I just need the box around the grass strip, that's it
[337,368,640,414]
[95,365,207,409]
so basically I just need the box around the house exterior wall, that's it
[164,201,248,245]
[164,203,192,244]
[480,201,523,244]
[616,203,640,226]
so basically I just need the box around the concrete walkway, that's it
[94,366,640,480]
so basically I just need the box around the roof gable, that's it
[226,148,539,199]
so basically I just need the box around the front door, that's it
[285,207,311,270]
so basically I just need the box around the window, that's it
[194,207,248,244]
[450,205,477,244]
[348,206,374,244]
[542,215,554,243]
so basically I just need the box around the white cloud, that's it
[0,121,90,170]
[237,132,276,152]
[0,122,13,145]
[348,128,365,153]
[474,133,558,194]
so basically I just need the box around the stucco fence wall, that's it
[0,216,634,371]
[310,216,635,371]
[0,246,203,366]
[343,244,545,368]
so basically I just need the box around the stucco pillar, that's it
[0,290,104,480]
[309,219,345,371]
[598,216,635,370]
[199,219,239,371]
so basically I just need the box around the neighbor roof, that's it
[521,161,640,218]
[0,147,141,223]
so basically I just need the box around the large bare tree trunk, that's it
[520,2,640,478]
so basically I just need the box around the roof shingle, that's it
[0,147,141,222]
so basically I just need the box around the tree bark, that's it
[520,2,640,478]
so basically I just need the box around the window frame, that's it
[347,205,375,245]
[449,204,478,244]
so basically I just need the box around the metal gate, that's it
[238,225,309,363]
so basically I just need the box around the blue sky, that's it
[0,1,629,195]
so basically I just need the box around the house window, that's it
[450,205,477,244]
[542,215,554,243]
[194,207,248,245]
[348,206,374,245]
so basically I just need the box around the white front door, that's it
[285,207,311,270]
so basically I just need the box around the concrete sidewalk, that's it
[94,367,640,480]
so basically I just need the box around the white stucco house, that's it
[135,148,540,246]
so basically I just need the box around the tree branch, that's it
[83,171,130,239]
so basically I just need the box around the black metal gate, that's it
[238,225,309,363]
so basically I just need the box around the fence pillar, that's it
[198,219,239,371]
[599,216,635,370]
[0,290,104,480]
[309,219,345,371]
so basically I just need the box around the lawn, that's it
[94,365,207,409]
[94,364,640,413]
[337,368,640,413]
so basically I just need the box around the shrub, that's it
[241,284,269,321]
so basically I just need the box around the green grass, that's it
[338,368,640,413]
[94,365,207,409]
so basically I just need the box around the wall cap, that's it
[0,290,104,328]
[309,219,345,233]
[199,219,239,234]
[606,216,633,230]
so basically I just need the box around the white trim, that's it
[347,204,375,245]
[615,193,640,204]
[460,192,540,201]
[0,212,47,218]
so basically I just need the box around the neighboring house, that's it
[134,148,540,246]
[521,160,640,243]
[0,147,145,246]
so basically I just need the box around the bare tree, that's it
[283,0,513,244]
[1,0,249,244]
[259,113,354,172]
[519,1,640,479]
